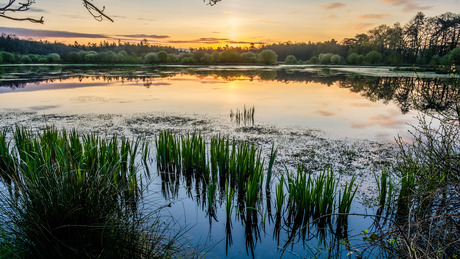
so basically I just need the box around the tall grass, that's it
[375,170,394,211]
[0,126,188,258]
[230,105,255,126]
[337,177,357,222]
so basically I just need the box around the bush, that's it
[220,49,240,63]
[157,51,169,63]
[46,53,61,63]
[365,51,382,65]
[200,53,212,64]
[318,53,333,64]
[308,56,319,64]
[0,51,16,63]
[20,55,32,64]
[285,55,298,64]
[144,52,159,64]
[258,50,278,65]
[240,52,258,63]
[180,57,197,64]
[168,54,179,63]
[347,53,362,65]
[331,54,342,64]
[447,47,460,65]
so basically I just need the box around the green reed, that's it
[225,180,234,219]
[375,170,394,210]
[230,105,255,125]
[397,169,416,219]
[0,126,173,258]
[0,129,17,184]
[265,143,277,191]
[275,176,285,214]
[313,169,336,219]
[181,132,208,178]
[337,176,358,221]
[155,130,181,172]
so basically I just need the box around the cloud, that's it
[0,27,108,38]
[359,13,390,19]
[227,40,265,44]
[354,23,374,30]
[322,3,346,9]
[28,8,47,13]
[351,113,405,129]
[138,17,157,22]
[168,37,229,44]
[316,110,335,117]
[117,34,170,39]
[381,0,432,12]
[254,20,280,24]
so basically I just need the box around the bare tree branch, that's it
[0,0,43,24]
[82,0,113,22]
[1,0,222,24]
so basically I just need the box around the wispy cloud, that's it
[381,0,432,12]
[354,23,374,30]
[168,37,229,44]
[227,40,265,44]
[322,3,346,9]
[117,34,170,39]
[359,13,390,19]
[0,27,108,38]
[351,113,405,129]
[137,17,157,22]
[316,110,335,117]
[167,37,264,45]
[254,19,280,24]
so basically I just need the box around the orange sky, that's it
[1,0,459,48]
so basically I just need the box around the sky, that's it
[1,0,459,48]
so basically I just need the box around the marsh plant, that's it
[0,127,190,258]
[230,105,255,126]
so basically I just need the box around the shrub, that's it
[318,53,333,64]
[168,54,179,63]
[240,51,258,63]
[308,56,319,64]
[365,51,382,65]
[258,50,278,65]
[46,53,61,63]
[144,52,159,64]
[331,54,342,64]
[285,55,298,64]
[157,51,169,63]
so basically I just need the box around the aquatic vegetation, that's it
[274,176,285,215]
[265,143,277,191]
[230,105,255,126]
[337,176,357,222]
[155,130,181,172]
[0,126,193,258]
[375,170,394,210]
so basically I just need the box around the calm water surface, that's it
[1,65,457,258]
[2,65,454,140]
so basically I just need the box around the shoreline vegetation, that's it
[1,11,459,73]
[0,112,458,257]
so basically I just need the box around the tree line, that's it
[0,12,459,67]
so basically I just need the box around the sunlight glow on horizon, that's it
[1,0,458,48]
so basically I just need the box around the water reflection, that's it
[1,66,457,118]
[0,66,457,140]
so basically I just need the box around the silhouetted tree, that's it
[1,0,222,23]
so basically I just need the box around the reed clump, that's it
[230,105,255,126]
[0,126,187,258]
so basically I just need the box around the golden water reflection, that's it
[0,74,420,140]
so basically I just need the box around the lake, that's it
[0,65,458,258]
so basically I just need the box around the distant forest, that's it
[0,12,459,67]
